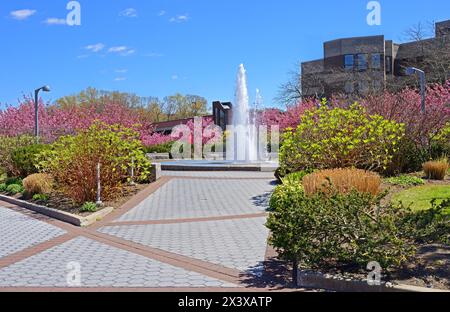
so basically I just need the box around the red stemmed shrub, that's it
[37,122,152,203]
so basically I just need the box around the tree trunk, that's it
[292,259,299,288]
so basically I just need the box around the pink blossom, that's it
[0,97,154,143]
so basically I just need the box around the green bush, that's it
[279,103,405,177]
[282,170,316,185]
[80,202,98,213]
[32,193,50,202]
[388,139,429,174]
[11,144,51,178]
[385,175,425,187]
[267,185,416,284]
[0,183,7,192]
[269,173,305,212]
[403,199,450,245]
[0,135,36,176]
[6,184,24,195]
[38,122,152,203]
[5,177,22,187]
[143,142,174,155]
[432,123,450,158]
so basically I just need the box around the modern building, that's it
[153,101,232,134]
[301,20,450,98]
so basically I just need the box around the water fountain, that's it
[228,64,258,162]
[160,64,278,172]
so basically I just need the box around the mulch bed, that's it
[5,183,149,217]
[300,243,450,290]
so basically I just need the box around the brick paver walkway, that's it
[0,171,291,291]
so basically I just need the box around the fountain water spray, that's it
[230,64,258,161]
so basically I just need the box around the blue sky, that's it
[1,0,449,109]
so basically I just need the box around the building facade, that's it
[301,20,450,98]
[153,101,232,134]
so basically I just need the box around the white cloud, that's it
[169,14,189,23]
[119,8,137,18]
[10,9,36,20]
[44,18,67,25]
[108,46,135,56]
[85,43,105,53]
[158,10,166,16]
[145,52,164,57]
[122,49,135,56]
[115,77,127,81]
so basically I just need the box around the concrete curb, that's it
[0,195,113,227]
[298,270,449,293]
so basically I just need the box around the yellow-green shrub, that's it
[279,103,405,176]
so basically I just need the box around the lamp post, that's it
[34,85,51,141]
[405,67,426,113]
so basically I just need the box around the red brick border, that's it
[104,212,269,227]
[0,172,281,291]
[0,233,79,270]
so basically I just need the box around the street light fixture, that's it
[405,67,426,113]
[34,85,51,141]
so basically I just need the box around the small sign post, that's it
[96,162,102,206]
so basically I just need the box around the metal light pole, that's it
[34,85,51,141]
[405,67,426,113]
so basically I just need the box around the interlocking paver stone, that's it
[0,207,66,259]
[116,178,274,221]
[99,217,269,273]
[0,237,237,288]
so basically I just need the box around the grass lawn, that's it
[392,185,450,212]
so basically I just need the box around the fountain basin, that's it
[160,160,279,172]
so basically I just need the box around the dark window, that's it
[385,56,392,74]
[219,110,225,129]
[357,54,368,71]
[371,53,382,69]
[344,54,354,71]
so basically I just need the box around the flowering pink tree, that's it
[141,132,174,146]
[259,81,449,144]
[0,97,154,143]
[359,82,450,149]
[258,99,318,131]
[183,117,221,145]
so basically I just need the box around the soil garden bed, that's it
[297,243,449,291]
[0,183,149,217]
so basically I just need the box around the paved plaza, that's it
[0,171,286,291]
